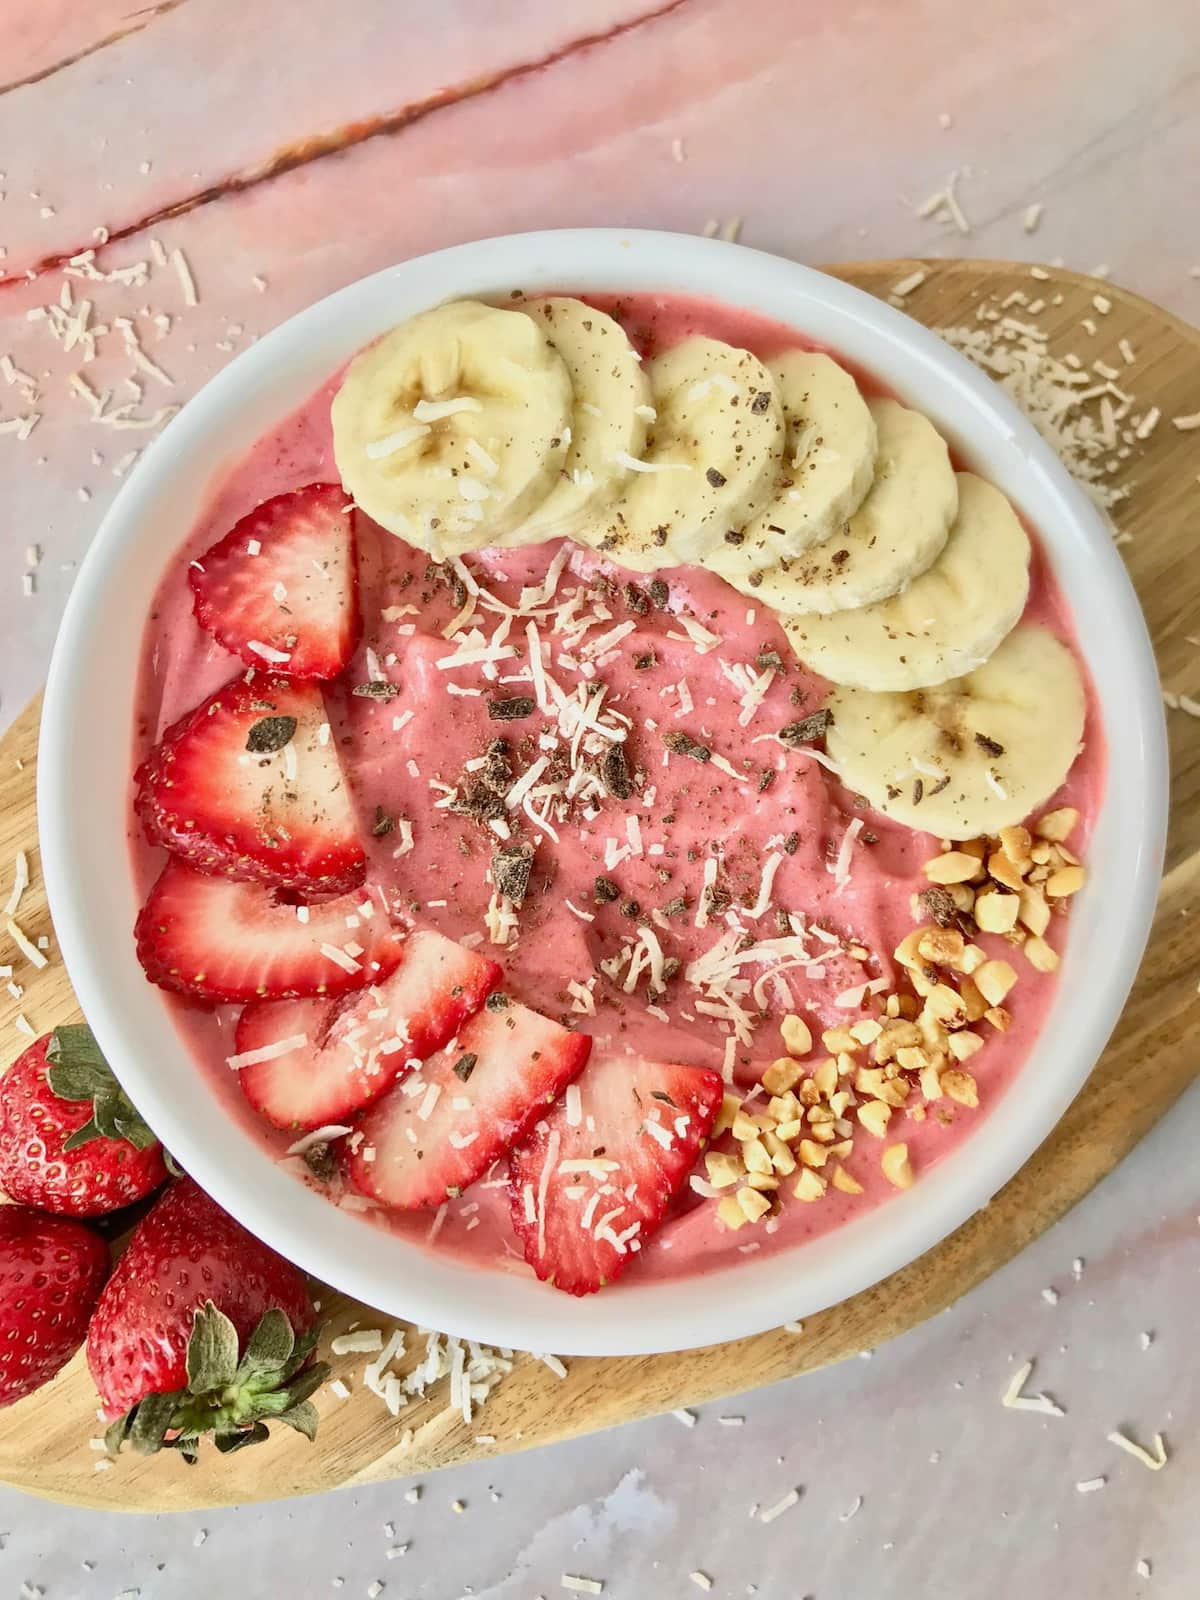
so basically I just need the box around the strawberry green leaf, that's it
[128,1390,181,1456]
[276,1400,319,1441]
[46,1022,160,1151]
[214,1421,271,1455]
[186,1302,240,1393]
[237,1306,295,1377]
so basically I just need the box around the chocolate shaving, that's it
[755,649,784,670]
[352,681,400,701]
[757,769,776,793]
[600,744,635,800]
[651,1090,678,1107]
[779,709,832,746]
[783,831,799,855]
[492,843,534,906]
[724,530,745,546]
[302,1143,336,1182]
[912,778,925,806]
[487,696,536,721]
[619,899,641,919]
[918,886,959,928]
[452,1052,478,1082]
[705,467,727,488]
[750,390,772,414]
[593,875,620,904]
[371,806,394,837]
[974,732,1006,757]
[662,896,688,918]
[245,715,296,754]
[663,730,711,763]
[485,991,511,1012]
[633,651,657,670]
[622,582,650,615]
[647,580,670,607]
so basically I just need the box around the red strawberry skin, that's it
[344,999,591,1210]
[189,483,359,680]
[508,1056,724,1296]
[135,860,407,1003]
[135,675,365,896]
[87,1177,315,1421]
[0,1036,168,1216]
[237,930,501,1130]
[0,1206,110,1407]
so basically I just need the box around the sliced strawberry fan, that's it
[343,997,591,1210]
[135,674,365,897]
[134,859,407,1003]
[508,1054,724,1295]
[235,929,502,1130]
[189,483,359,680]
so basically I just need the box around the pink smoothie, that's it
[131,292,1104,1287]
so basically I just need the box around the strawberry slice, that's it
[135,674,364,896]
[344,999,591,1209]
[135,860,406,1003]
[189,483,358,680]
[508,1055,724,1296]
[235,930,502,1130]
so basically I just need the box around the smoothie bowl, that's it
[39,231,1167,1355]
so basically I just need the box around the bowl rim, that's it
[38,228,1168,1356]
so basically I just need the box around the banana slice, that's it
[707,350,877,580]
[784,474,1031,691]
[583,336,784,573]
[824,624,1086,838]
[331,299,573,559]
[495,298,652,546]
[720,398,957,614]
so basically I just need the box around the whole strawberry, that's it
[88,1177,327,1460]
[0,1026,169,1216]
[0,1206,109,1407]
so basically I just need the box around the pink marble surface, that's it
[0,3,1196,1593]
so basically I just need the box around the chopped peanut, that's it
[1024,935,1059,972]
[941,1069,979,1108]
[717,1195,749,1230]
[998,825,1033,865]
[746,1171,781,1192]
[985,1005,1012,1032]
[736,1186,772,1223]
[780,1014,813,1057]
[811,1058,839,1098]
[1045,864,1086,898]
[924,850,982,884]
[959,943,987,974]
[895,1045,930,1073]
[763,1131,797,1175]
[894,928,930,969]
[974,888,1020,934]
[881,1143,914,1189]
[917,926,966,966]
[831,1166,864,1195]
[742,1137,774,1176]
[713,1093,742,1137]
[705,1151,741,1189]
[797,1138,829,1167]
[919,1063,943,1100]
[850,1018,883,1045]
[793,1169,827,1202]
[925,984,968,1027]
[1035,807,1079,842]
[762,1057,805,1096]
[974,959,1017,1006]
[957,976,988,1022]
[857,1099,893,1138]
[987,850,1025,892]
[947,1029,984,1062]
[731,1111,761,1142]
[821,1026,859,1055]
[1018,885,1051,936]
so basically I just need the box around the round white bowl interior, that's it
[38,230,1168,1356]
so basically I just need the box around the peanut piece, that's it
[831,1166,864,1195]
[924,851,982,884]
[1035,807,1079,842]
[941,1069,979,1108]
[780,1014,813,1058]
[974,959,1017,1006]
[1045,865,1086,898]
[1023,935,1059,972]
[736,1186,772,1223]
[793,1169,827,1202]
[881,1143,915,1189]
[857,1099,893,1138]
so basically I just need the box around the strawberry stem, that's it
[105,1302,328,1461]
[45,1023,160,1152]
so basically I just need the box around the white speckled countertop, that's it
[0,2,1196,1593]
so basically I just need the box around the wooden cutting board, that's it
[1,259,1197,1512]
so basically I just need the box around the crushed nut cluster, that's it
[916,807,1085,975]
[711,808,1086,1233]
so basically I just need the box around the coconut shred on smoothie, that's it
[130,291,1101,1297]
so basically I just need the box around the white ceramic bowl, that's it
[39,230,1168,1355]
